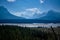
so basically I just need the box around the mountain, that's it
[0,6,25,19]
[40,10,60,20]
[0,6,60,23]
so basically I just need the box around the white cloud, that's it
[11,8,43,19]
[7,0,16,2]
[40,0,44,3]
[26,8,41,14]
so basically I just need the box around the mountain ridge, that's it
[0,6,60,23]
[0,6,25,19]
[39,10,60,21]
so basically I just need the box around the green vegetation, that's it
[0,25,60,40]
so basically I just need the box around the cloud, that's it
[12,8,43,19]
[7,0,16,2]
[26,8,41,14]
[40,0,44,3]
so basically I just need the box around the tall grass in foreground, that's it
[0,25,60,40]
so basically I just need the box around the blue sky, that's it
[0,0,60,19]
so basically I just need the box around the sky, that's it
[0,0,60,19]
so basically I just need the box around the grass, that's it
[0,25,60,40]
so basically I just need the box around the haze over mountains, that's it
[0,6,25,19]
[40,10,60,20]
[0,6,60,23]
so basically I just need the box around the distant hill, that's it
[0,6,60,23]
[0,6,25,19]
[40,10,60,21]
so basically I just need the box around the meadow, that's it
[0,24,60,40]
